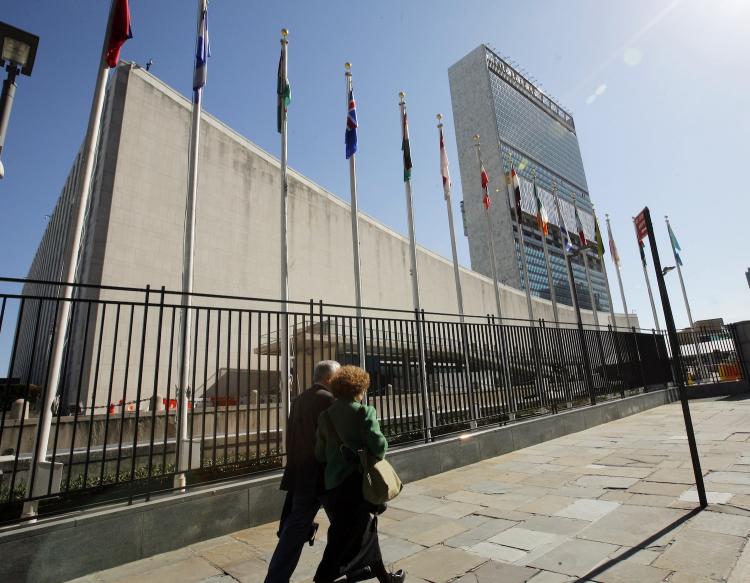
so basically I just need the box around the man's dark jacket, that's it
[280,383,334,496]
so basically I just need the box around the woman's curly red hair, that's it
[329,365,370,400]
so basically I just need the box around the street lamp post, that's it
[0,22,39,179]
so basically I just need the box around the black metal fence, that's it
[0,278,744,523]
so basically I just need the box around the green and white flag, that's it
[401,109,412,182]
[668,223,682,266]
[277,46,291,133]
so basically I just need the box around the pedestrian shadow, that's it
[572,506,702,583]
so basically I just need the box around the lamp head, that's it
[0,21,39,76]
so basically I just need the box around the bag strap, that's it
[354,405,373,485]
[323,409,357,461]
[323,410,343,447]
[357,403,369,449]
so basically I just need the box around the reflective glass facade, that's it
[486,47,610,311]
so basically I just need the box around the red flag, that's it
[480,165,491,209]
[105,0,133,68]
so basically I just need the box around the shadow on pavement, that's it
[718,391,750,402]
[573,506,703,583]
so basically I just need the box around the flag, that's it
[276,45,291,133]
[552,187,574,253]
[511,168,522,221]
[193,6,210,103]
[574,205,587,247]
[557,209,574,253]
[668,223,683,266]
[439,127,451,199]
[345,89,357,159]
[105,0,133,68]
[401,109,412,182]
[638,239,647,267]
[480,164,491,210]
[561,222,574,253]
[594,217,605,258]
[607,222,621,267]
[533,180,549,236]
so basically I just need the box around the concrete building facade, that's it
[449,45,612,312]
[15,63,634,408]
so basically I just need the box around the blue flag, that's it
[193,7,210,103]
[345,89,358,159]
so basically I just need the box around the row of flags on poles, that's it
[105,0,691,314]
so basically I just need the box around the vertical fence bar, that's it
[83,302,108,490]
[145,287,165,499]
[8,299,42,500]
[128,285,151,490]
[100,303,120,485]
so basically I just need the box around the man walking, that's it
[265,360,340,583]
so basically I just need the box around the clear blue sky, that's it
[1,0,748,332]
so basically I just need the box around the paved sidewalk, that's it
[71,397,750,583]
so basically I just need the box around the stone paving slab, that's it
[527,538,620,576]
[392,546,486,582]
[652,526,745,580]
[71,398,750,583]
[553,499,620,521]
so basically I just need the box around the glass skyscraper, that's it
[449,45,611,313]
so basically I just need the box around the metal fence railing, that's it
[0,277,744,523]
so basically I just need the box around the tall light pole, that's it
[0,22,40,179]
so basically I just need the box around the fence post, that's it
[609,325,626,398]
[652,329,669,390]
[630,327,648,392]
[145,286,166,501]
[415,308,432,442]
[128,285,151,503]
[528,318,547,410]
[582,326,597,406]
[460,315,478,428]
[490,313,516,421]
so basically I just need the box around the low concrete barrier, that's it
[1,384,745,583]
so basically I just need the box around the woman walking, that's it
[313,365,405,583]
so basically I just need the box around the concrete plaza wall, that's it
[0,385,712,583]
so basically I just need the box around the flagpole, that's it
[534,172,560,327]
[552,183,576,315]
[346,63,365,371]
[666,216,694,328]
[279,29,291,439]
[440,116,476,423]
[174,0,208,491]
[399,92,431,440]
[473,135,502,320]
[573,195,599,329]
[634,216,661,330]
[439,115,465,322]
[606,214,630,325]
[507,155,534,323]
[22,0,119,518]
[593,208,617,328]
